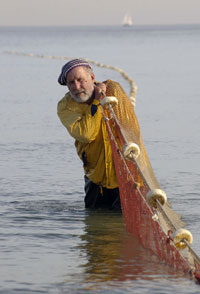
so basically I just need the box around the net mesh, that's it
[103,81,200,277]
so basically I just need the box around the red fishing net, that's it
[102,81,200,280]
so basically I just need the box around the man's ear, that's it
[91,72,95,82]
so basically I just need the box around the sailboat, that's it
[123,14,133,27]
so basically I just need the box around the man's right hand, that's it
[94,83,107,101]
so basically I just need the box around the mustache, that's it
[74,90,86,95]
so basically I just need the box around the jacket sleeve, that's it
[57,98,103,143]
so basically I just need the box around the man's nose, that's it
[73,80,81,90]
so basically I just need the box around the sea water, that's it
[0,25,200,293]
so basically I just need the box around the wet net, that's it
[102,80,200,279]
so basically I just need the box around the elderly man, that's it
[57,59,130,210]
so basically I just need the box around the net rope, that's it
[4,50,137,108]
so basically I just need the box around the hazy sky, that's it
[1,0,200,26]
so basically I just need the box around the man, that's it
[57,59,131,210]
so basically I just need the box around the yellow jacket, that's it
[57,80,120,189]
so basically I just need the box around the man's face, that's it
[66,67,95,103]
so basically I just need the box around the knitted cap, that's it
[58,59,92,86]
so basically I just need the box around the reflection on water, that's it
[76,210,188,287]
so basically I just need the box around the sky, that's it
[0,0,200,26]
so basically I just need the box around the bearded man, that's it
[57,59,134,210]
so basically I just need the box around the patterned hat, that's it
[58,59,92,85]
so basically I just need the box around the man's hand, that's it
[94,83,107,101]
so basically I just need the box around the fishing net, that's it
[103,80,200,277]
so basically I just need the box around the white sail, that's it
[123,14,133,26]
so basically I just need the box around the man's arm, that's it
[57,96,103,144]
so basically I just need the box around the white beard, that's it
[70,88,94,103]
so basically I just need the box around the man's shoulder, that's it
[58,92,71,104]
[57,92,73,107]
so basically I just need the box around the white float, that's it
[122,143,140,160]
[172,228,193,250]
[146,189,167,208]
[100,96,118,108]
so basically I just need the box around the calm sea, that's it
[0,25,200,293]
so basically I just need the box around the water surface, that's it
[0,25,200,293]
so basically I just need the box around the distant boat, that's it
[123,14,133,27]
